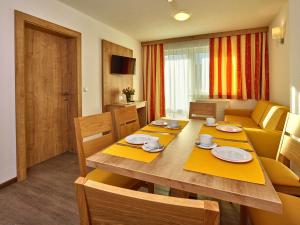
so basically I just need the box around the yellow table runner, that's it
[141,120,189,134]
[184,147,265,184]
[200,125,248,141]
[102,131,176,163]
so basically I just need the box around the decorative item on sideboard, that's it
[122,87,135,102]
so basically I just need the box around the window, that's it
[164,40,209,118]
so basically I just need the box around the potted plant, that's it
[122,87,135,102]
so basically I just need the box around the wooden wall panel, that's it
[102,40,133,111]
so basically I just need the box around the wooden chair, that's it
[247,192,300,225]
[112,106,155,193]
[113,106,140,140]
[189,102,216,120]
[75,177,220,225]
[260,113,300,196]
[74,112,141,189]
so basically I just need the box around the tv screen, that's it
[111,55,136,75]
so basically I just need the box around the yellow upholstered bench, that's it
[224,100,289,158]
[223,115,259,128]
[259,113,300,196]
[247,192,300,225]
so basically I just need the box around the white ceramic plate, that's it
[151,120,168,126]
[211,146,253,163]
[142,145,164,153]
[216,125,242,133]
[195,143,218,149]
[166,125,180,129]
[125,134,157,145]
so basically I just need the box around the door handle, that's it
[62,92,71,96]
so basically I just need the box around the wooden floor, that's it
[0,152,240,225]
[0,152,80,225]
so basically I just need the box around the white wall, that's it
[289,0,300,114]
[0,0,142,183]
[268,3,290,106]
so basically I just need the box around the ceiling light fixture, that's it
[174,11,191,21]
[167,0,173,2]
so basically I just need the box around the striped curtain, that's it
[142,44,166,122]
[209,32,269,100]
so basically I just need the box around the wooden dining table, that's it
[86,119,282,217]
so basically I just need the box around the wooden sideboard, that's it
[106,101,147,136]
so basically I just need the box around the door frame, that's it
[15,11,82,181]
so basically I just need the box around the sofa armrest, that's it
[245,128,282,159]
[224,109,253,117]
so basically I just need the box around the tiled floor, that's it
[0,152,240,225]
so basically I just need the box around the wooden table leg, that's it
[240,205,248,225]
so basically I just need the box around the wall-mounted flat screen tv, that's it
[111,55,136,75]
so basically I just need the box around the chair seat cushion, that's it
[260,157,300,187]
[224,115,259,128]
[86,168,138,188]
[248,192,300,225]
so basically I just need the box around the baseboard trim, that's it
[0,177,17,189]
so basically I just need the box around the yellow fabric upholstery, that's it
[260,157,300,187]
[248,192,300,225]
[224,115,259,128]
[86,169,136,188]
[259,105,289,130]
[251,100,270,124]
[223,109,252,117]
[245,128,282,159]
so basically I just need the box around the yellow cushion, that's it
[245,128,281,159]
[224,115,259,128]
[86,168,137,188]
[260,157,300,187]
[248,192,300,225]
[259,105,289,131]
[251,100,270,125]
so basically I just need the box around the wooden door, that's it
[24,25,74,167]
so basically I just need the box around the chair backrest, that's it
[113,106,140,139]
[277,113,300,167]
[74,112,114,176]
[75,177,220,225]
[189,102,216,120]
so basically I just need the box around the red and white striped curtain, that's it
[209,33,269,100]
[142,44,166,122]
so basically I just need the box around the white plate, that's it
[142,145,164,153]
[205,122,218,127]
[166,125,180,129]
[211,146,253,163]
[125,134,157,145]
[151,120,168,126]
[195,143,218,149]
[216,125,242,133]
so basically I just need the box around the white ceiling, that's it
[58,0,287,41]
